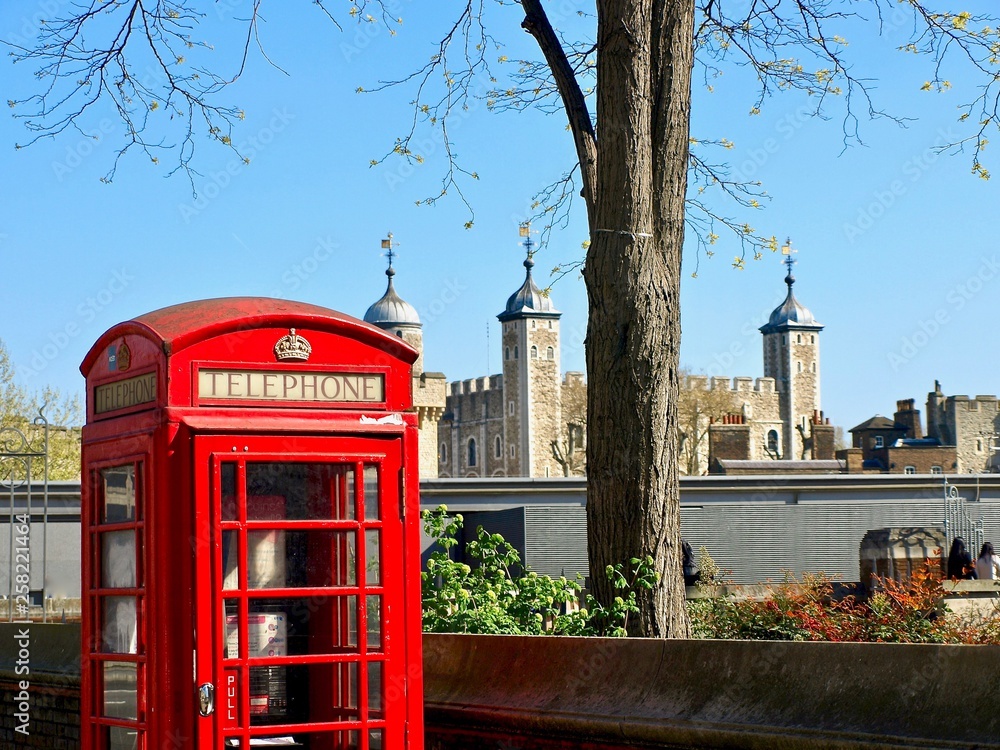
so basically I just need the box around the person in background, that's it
[681,538,699,587]
[947,537,977,580]
[976,542,1000,580]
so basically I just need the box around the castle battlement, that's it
[449,374,503,397]
[699,376,777,394]
[948,394,999,411]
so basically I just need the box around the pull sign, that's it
[223,670,239,729]
[198,683,215,717]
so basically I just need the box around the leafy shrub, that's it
[421,506,658,636]
[688,566,1000,644]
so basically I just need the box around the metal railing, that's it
[2,407,49,622]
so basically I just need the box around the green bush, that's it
[421,506,658,636]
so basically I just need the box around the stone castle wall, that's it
[526,322,561,477]
[946,395,1000,473]
[439,375,505,477]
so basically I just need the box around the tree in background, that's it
[551,374,587,477]
[7,2,1000,635]
[0,341,82,482]
[677,369,739,476]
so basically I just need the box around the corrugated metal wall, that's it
[524,506,589,580]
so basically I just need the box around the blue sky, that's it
[1,1,998,436]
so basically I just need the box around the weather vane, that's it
[518,222,537,261]
[781,237,797,282]
[381,232,397,271]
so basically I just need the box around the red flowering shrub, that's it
[688,566,1000,644]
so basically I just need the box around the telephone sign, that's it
[80,298,424,750]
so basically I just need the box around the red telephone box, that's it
[79,298,424,750]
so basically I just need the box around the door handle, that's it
[198,682,215,717]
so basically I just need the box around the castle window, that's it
[811,362,816,373]
[797,361,802,373]
[797,334,802,344]
[874,436,884,449]
[514,346,519,359]
[531,320,536,329]
[494,436,502,458]
[530,346,538,359]
[510,445,515,458]
[467,438,477,467]
[396,331,403,338]
[931,466,943,474]
[811,335,815,344]
[544,467,550,477]
[509,400,515,415]
[440,443,447,463]
[505,347,510,361]
[767,430,780,455]
[546,346,554,360]
[978,439,984,452]
[548,321,553,329]
[904,466,916,475]
[782,335,787,346]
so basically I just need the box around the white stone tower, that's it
[363,234,446,477]
[758,242,824,461]
[497,227,563,477]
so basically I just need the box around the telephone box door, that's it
[193,434,406,750]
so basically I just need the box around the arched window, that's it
[797,334,802,344]
[531,320,536,329]
[548,320,553,329]
[467,438,477,467]
[810,335,815,344]
[546,346,554,360]
[811,362,816,373]
[505,347,510,361]
[514,346,519,359]
[439,443,448,463]
[767,430,780,455]
[530,346,538,359]
[494,436,502,458]
[797,361,802,373]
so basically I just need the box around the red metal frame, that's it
[81,298,424,750]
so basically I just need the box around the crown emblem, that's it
[274,329,312,362]
[116,342,132,371]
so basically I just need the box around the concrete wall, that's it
[15,625,1000,750]
[423,633,1000,749]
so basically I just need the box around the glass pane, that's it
[107,726,139,750]
[102,465,136,523]
[365,530,381,586]
[247,463,353,520]
[368,662,383,714]
[247,530,355,589]
[363,465,379,521]
[248,663,358,726]
[225,730,358,749]
[102,597,137,654]
[236,597,358,656]
[222,530,240,590]
[224,599,240,659]
[345,469,356,521]
[366,596,381,651]
[101,530,136,588]
[369,729,384,750]
[221,463,237,522]
[103,661,137,719]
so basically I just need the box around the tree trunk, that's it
[584,0,694,637]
